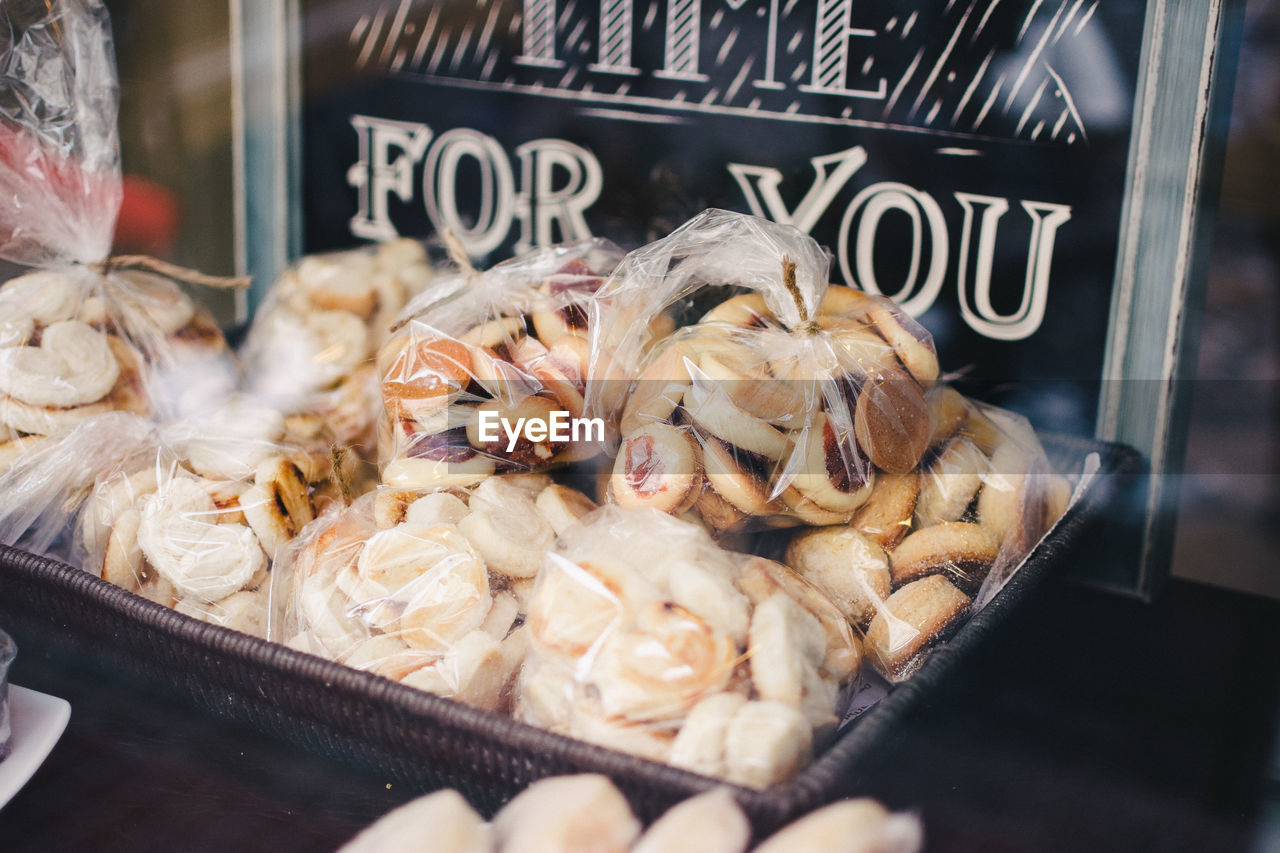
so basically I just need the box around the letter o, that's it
[423,129,515,257]
[837,182,949,317]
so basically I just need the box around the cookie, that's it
[853,367,930,475]
[851,470,921,549]
[610,423,702,513]
[785,526,891,628]
[889,521,999,590]
[864,574,970,677]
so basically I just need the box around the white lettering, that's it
[478,410,501,444]
[572,416,605,443]
[347,116,432,242]
[514,139,603,253]
[728,146,866,234]
[525,418,548,443]
[348,118,602,258]
[549,409,570,442]
[423,128,516,257]
[837,182,949,318]
[502,417,527,453]
[954,193,1073,341]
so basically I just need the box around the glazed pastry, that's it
[519,506,860,786]
[287,478,598,710]
[67,402,344,637]
[244,239,440,468]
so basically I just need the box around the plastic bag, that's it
[588,210,939,532]
[0,0,238,473]
[783,390,1073,681]
[242,239,444,463]
[283,474,600,711]
[517,504,861,789]
[0,401,324,637]
[377,240,625,491]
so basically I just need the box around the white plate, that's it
[0,685,71,808]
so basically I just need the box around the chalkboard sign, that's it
[232,0,1241,596]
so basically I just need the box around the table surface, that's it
[0,574,1277,852]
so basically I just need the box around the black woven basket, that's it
[0,435,1140,836]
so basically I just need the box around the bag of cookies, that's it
[517,504,862,789]
[241,239,445,466]
[0,411,156,562]
[377,239,624,492]
[587,210,939,533]
[282,474,600,711]
[70,400,340,635]
[0,0,240,473]
[783,390,1074,682]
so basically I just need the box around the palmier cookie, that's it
[610,423,702,513]
[790,412,874,513]
[853,367,930,475]
[865,574,970,677]
[889,521,999,591]
[785,527,891,629]
[864,300,939,387]
[851,470,921,549]
[915,436,989,528]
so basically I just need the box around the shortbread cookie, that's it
[864,574,970,677]
[854,367,930,475]
[915,436,989,527]
[889,521,999,590]
[610,422,702,513]
[851,470,921,549]
[785,526,891,628]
